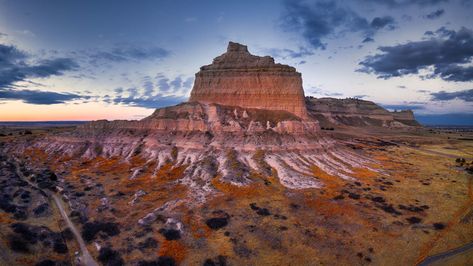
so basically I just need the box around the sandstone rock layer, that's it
[306,97,420,127]
[189,42,308,118]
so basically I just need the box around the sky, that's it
[0,0,472,124]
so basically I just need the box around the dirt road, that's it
[13,159,98,266]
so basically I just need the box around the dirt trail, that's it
[13,159,98,266]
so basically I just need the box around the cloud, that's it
[110,73,193,109]
[155,73,193,95]
[425,9,445,19]
[382,104,425,110]
[310,86,344,97]
[353,94,368,99]
[358,27,473,82]
[280,0,396,50]
[263,47,314,59]
[112,94,186,109]
[370,16,396,30]
[0,88,88,104]
[424,30,435,36]
[431,89,473,101]
[361,0,448,7]
[0,44,78,88]
[88,44,170,64]
[362,37,375,43]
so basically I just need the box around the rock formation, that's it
[189,42,308,118]
[306,97,420,127]
[24,101,377,196]
[6,42,382,204]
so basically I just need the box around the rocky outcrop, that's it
[10,101,379,195]
[391,110,419,126]
[189,42,308,118]
[306,97,420,127]
[5,43,385,202]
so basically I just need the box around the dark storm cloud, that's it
[0,44,78,88]
[361,0,448,7]
[433,64,473,82]
[358,27,473,82]
[431,89,473,101]
[0,88,88,104]
[425,9,445,19]
[87,44,170,65]
[281,0,396,50]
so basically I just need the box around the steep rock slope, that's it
[189,42,308,118]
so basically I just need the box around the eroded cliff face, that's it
[306,97,421,127]
[9,101,380,197]
[189,42,308,118]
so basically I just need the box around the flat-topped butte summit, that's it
[190,42,308,118]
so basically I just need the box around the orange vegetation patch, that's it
[154,163,187,182]
[0,212,13,224]
[93,157,130,173]
[210,174,265,198]
[158,240,187,263]
[350,167,378,184]
[129,155,147,166]
[311,165,344,197]
[15,257,35,265]
[304,195,357,218]
[140,183,187,203]
[182,211,212,239]
[118,162,187,194]
[24,148,50,165]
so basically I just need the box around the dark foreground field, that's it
[0,124,472,266]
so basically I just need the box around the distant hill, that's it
[305,97,420,128]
